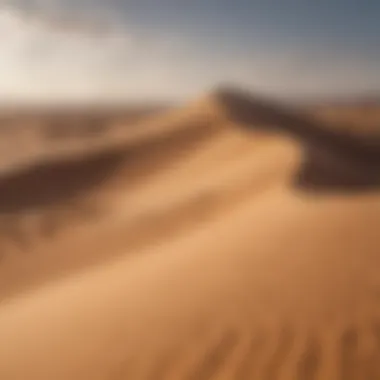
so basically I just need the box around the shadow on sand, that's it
[1,87,379,250]
[0,149,127,215]
[214,87,380,193]
[0,114,219,249]
[0,148,128,249]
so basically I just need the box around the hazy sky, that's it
[0,0,379,103]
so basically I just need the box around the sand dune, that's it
[0,87,379,379]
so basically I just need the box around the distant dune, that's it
[0,87,379,379]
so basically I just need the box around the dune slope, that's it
[0,88,379,379]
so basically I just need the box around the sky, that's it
[0,0,380,104]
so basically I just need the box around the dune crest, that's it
[0,86,379,379]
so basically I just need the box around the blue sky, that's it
[0,0,379,103]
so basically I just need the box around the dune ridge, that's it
[0,87,379,379]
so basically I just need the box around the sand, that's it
[0,88,379,379]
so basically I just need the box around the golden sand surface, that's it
[0,88,379,379]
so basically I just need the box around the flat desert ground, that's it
[0,88,379,379]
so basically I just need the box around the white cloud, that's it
[0,3,181,103]
[0,0,379,104]
[0,1,224,104]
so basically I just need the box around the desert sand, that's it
[0,87,379,379]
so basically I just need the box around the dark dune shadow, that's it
[294,144,380,192]
[0,114,219,249]
[0,116,217,216]
[214,87,380,193]
[0,148,128,215]
[0,149,127,248]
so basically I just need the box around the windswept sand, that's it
[0,89,379,379]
